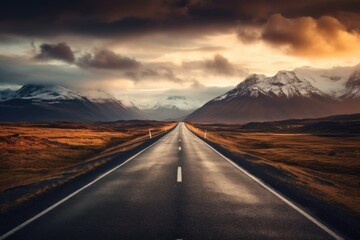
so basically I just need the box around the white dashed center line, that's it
[177,167,182,182]
[178,146,182,151]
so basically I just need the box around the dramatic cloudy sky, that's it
[0,0,359,105]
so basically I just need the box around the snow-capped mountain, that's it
[153,96,200,111]
[186,64,360,123]
[83,89,120,103]
[212,72,324,101]
[343,69,360,99]
[0,84,143,122]
[142,96,200,120]
[117,95,139,109]
[293,65,357,98]
[3,84,88,104]
[116,95,201,120]
[0,88,15,101]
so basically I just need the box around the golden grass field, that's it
[0,121,176,204]
[186,123,360,215]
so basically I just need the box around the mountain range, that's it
[0,85,199,122]
[1,64,359,123]
[186,64,360,123]
[141,96,200,121]
[0,84,142,122]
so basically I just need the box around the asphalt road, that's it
[1,123,341,240]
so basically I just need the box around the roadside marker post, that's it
[149,129,152,139]
[204,130,207,139]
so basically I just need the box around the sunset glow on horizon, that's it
[0,0,359,103]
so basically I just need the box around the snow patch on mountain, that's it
[343,69,360,98]
[82,89,120,104]
[119,95,202,111]
[0,84,143,122]
[117,95,140,109]
[0,85,132,108]
[294,66,356,97]
[0,88,16,101]
[10,84,86,103]
[213,64,360,102]
[153,96,201,111]
[213,71,324,102]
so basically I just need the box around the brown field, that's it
[0,121,176,211]
[186,123,360,215]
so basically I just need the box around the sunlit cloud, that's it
[262,14,360,57]
[0,0,359,103]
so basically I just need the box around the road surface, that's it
[1,123,340,240]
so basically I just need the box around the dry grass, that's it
[186,123,360,215]
[0,121,176,195]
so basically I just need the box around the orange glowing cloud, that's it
[262,14,360,57]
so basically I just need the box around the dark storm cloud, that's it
[26,41,186,83]
[0,0,359,38]
[0,54,186,88]
[204,54,235,75]
[33,42,143,70]
[1,38,186,85]
[77,49,141,69]
[334,11,360,31]
[183,54,248,76]
[35,43,75,63]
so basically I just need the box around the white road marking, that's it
[184,123,343,240]
[178,146,182,151]
[177,167,182,182]
[179,139,181,142]
[0,126,178,240]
